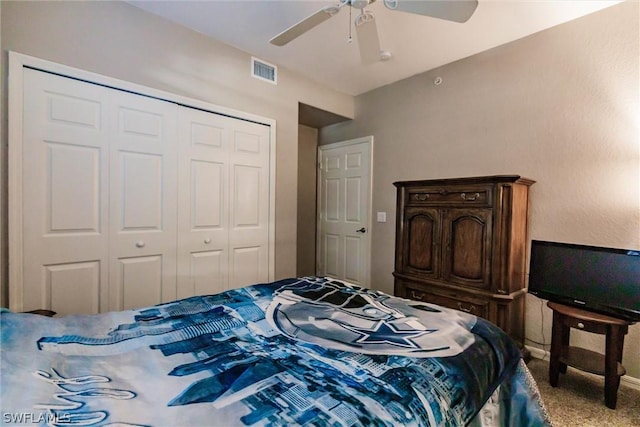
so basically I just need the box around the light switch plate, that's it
[377,212,387,222]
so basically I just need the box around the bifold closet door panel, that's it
[176,107,230,299]
[21,69,179,314]
[228,119,271,289]
[108,90,179,311]
[21,69,110,315]
[177,107,271,295]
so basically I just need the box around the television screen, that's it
[528,240,640,322]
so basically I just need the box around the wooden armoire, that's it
[393,175,535,349]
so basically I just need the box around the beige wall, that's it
[297,125,319,276]
[321,1,640,379]
[0,1,354,308]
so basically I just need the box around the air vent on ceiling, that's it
[251,57,277,85]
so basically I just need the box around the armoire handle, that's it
[457,302,475,313]
[461,192,480,201]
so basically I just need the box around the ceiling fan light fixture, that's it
[354,9,381,64]
[383,0,398,10]
[354,10,376,27]
[324,5,342,16]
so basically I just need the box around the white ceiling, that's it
[128,0,621,96]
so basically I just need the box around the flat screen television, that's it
[528,240,640,322]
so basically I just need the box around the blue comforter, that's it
[1,277,550,426]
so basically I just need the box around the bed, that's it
[1,276,550,426]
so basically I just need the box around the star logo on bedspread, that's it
[341,321,432,349]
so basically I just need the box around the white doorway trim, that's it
[316,136,373,286]
[8,51,277,311]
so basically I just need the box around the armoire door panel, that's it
[442,209,492,289]
[403,207,440,278]
[45,261,101,315]
[22,69,110,313]
[408,216,434,270]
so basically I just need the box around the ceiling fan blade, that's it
[383,0,478,23]
[355,11,381,65]
[270,4,344,46]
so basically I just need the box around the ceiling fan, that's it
[270,0,479,64]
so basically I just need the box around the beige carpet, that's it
[526,358,640,426]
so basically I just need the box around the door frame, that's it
[316,136,374,285]
[7,51,277,312]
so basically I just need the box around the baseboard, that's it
[525,345,640,392]
[526,345,548,361]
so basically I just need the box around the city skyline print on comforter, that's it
[1,276,550,426]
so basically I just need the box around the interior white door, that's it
[108,90,178,311]
[317,137,372,285]
[21,68,110,315]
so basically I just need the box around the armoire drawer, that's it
[406,186,492,207]
[405,286,489,318]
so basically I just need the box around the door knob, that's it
[356,227,367,233]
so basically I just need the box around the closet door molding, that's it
[8,51,276,313]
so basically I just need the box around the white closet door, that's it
[108,91,178,311]
[177,109,271,294]
[228,119,271,289]
[15,61,273,314]
[22,69,110,315]
[177,107,230,298]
